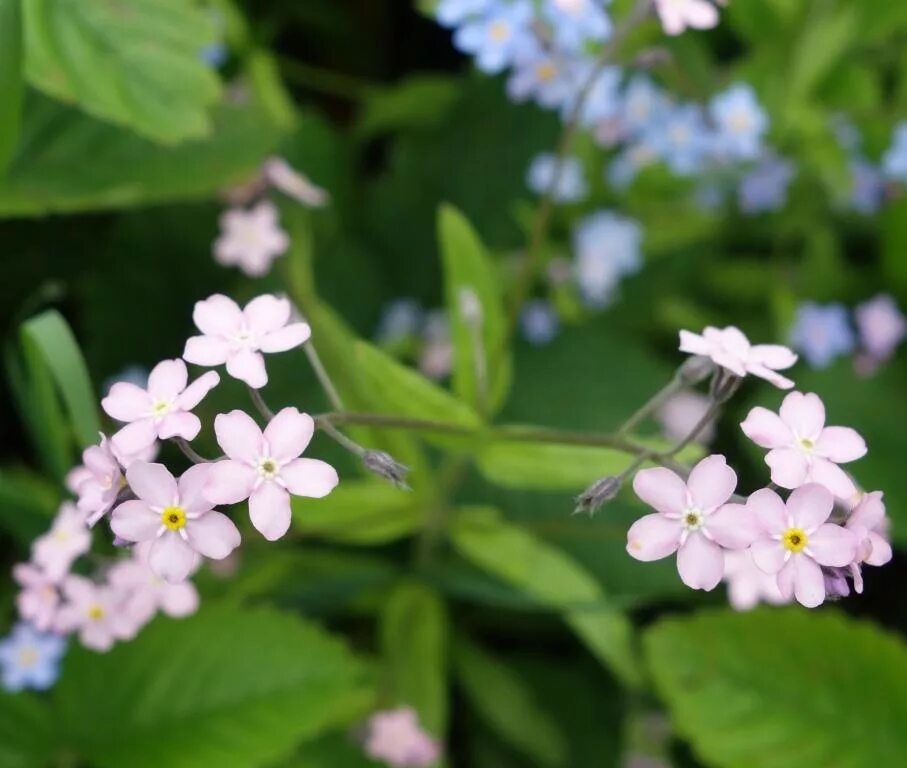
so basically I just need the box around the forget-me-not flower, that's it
[788,302,856,369]
[0,623,67,692]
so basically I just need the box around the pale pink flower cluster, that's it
[654,0,725,36]
[12,292,339,653]
[628,330,891,608]
[364,708,441,767]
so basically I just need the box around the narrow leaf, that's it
[0,0,23,173]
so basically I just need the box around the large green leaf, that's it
[0,93,283,216]
[437,204,511,415]
[380,583,449,737]
[24,0,220,144]
[0,466,60,545]
[645,609,907,768]
[449,507,640,688]
[53,606,373,768]
[0,692,57,768]
[0,0,23,173]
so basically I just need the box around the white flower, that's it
[213,201,289,277]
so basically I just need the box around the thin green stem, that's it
[247,385,276,421]
[303,340,345,412]
[315,415,368,458]
[618,373,684,435]
[171,437,211,465]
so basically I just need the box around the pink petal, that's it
[864,531,893,567]
[281,458,339,498]
[112,419,158,456]
[159,582,199,617]
[263,408,314,462]
[807,523,857,567]
[747,489,788,535]
[177,371,220,411]
[687,455,737,511]
[740,407,792,449]
[184,511,241,559]
[678,329,710,355]
[765,447,809,489]
[787,483,834,530]
[720,326,751,356]
[632,467,688,515]
[656,4,686,34]
[193,294,242,336]
[779,392,825,439]
[685,0,719,29]
[177,464,215,514]
[226,348,268,388]
[848,491,886,531]
[147,359,188,401]
[125,462,179,508]
[243,295,291,335]
[214,410,264,463]
[149,533,199,584]
[259,323,311,353]
[157,412,201,441]
[705,504,759,549]
[746,364,795,390]
[814,426,867,463]
[102,383,151,421]
[786,555,825,608]
[676,533,724,591]
[749,344,798,370]
[626,513,681,561]
[750,537,787,574]
[110,500,161,542]
[183,336,231,366]
[203,460,257,504]
[711,348,748,377]
[806,458,857,500]
[248,482,293,541]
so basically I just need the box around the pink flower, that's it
[54,575,137,652]
[13,564,62,631]
[655,0,720,36]
[854,294,906,362]
[364,708,441,768]
[679,325,797,389]
[741,391,866,499]
[263,157,329,207]
[722,550,789,611]
[656,390,714,444]
[205,408,339,541]
[107,542,199,626]
[628,455,758,591]
[747,484,858,608]
[101,359,220,455]
[213,201,289,277]
[183,294,311,389]
[111,463,241,583]
[31,503,91,581]
[844,491,892,593]
[67,437,122,526]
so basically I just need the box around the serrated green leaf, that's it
[438,204,511,416]
[0,0,24,174]
[454,636,567,767]
[53,605,373,768]
[0,692,58,768]
[24,0,221,144]
[380,583,449,737]
[450,507,640,688]
[645,609,907,768]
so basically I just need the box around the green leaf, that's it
[292,480,421,545]
[645,609,907,768]
[24,0,221,144]
[21,309,98,449]
[0,466,60,545]
[53,605,373,768]
[0,692,57,768]
[453,636,567,767]
[355,75,461,140]
[438,204,511,415]
[0,0,23,173]
[449,507,640,688]
[0,93,283,217]
[380,583,449,737]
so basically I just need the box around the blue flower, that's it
[520,300,560,345]
[606,140,659,189]
[199,43,228,68]
[453,1,535,74]
[848,160,884,215]
[542,0,612,52]
[0,623,67,692]
[376,299,424,344]
[788,302,856,369]
[645,103,711,176]
[882,122,907,182]
[738,155,795,213]
[829,113,861,154]
[526,153,587,202]
[709,84,768,162]
[436,0,497,27]
[620,75,671,137]
[563,62,623,127]
[572,211,643,307]
[507,43,580,110]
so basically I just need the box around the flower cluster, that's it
[626,325,892,608]
[7,293,340,674]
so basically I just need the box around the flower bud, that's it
[574,476,621,516]
[363,451,411,490]
[678,355,715,385]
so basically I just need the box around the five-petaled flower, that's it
[741,391,866,500]
[654,0,720,36]
[205,408,339,541]
[31,503,91,582]
[13,564,62,632]
[183,294,311,389]
[213,201,290,277]
[844,491,892,592]
[54,575,139,652]
[0,622,67,692]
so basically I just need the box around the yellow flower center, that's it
[161,506,187,531]
[536,62,557,81]
[152,400,171,416]
[87,604,105,621]
[783,528,808,553]
[17,647,39,668]
[488,21,510,42]
[799,437,815,452]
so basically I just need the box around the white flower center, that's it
[682,508,704,531]
[257,457,279,480]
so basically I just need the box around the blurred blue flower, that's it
[526,153,587,202]
[520,300,560,345]
[507,44,579,110]
[789,302,856,369]
[453,1,535,74]
[200,42,228,68]
[709,84,768,162]
[0,623,67,692]
[436,0,496,27]
[829,113,861,154]
[572,211,642,307]
[882,122,907,182]
[848,159,884,215]
[564,63,622,127]
[646,103,711,176]
[376,299,424,344]
[620,75,671,137]
[607,140,658,189]
[738,155,794,213]
[542,0,612,52]
[693,181,726,211]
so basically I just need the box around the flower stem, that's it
[618,372,684,435]
[247,386,276,421]
[303,340,345,412]
[171,438,211,465]
[315,415,368,458]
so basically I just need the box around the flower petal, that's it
[750,537,787,574]
[243,295,291,335]
[706,503,760,549]
[213,410,264,463]
[281,458,339,498]
[746,487,788,534]
[149,533,198,584]
[226,348,268,388]
[740,407,793,449]
[147,359,188,402]
[183,336,230,366]
[203,460,257,505]
[259,323,311,353]
[790,555,826,608]
[864,531,893,567]
[806,458,857,500]
[157,412,201,441]
[746,363,795,390]
[765,448,809,489]
[749,344,798,370]
[848,491,886,530]
[625,513,681,562]
[177,371,220,411]
[248,482,292,541]
[676,533,724,591]
[632,467,688,516]
[787,483,834,530]
[111,419,158,456]
[159,582,199,617]
[102,383,151,422]
[814,426,867,463]
[125,462,178,508]
[687,454,737,511]
[678,329,710,355]
[184,511,241,559]
[779,392,825,440]
[193,294,242,337]
[807,523,857,568]
[110,500,161,542]
[177,464,215,515]
[264,408,314,463]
